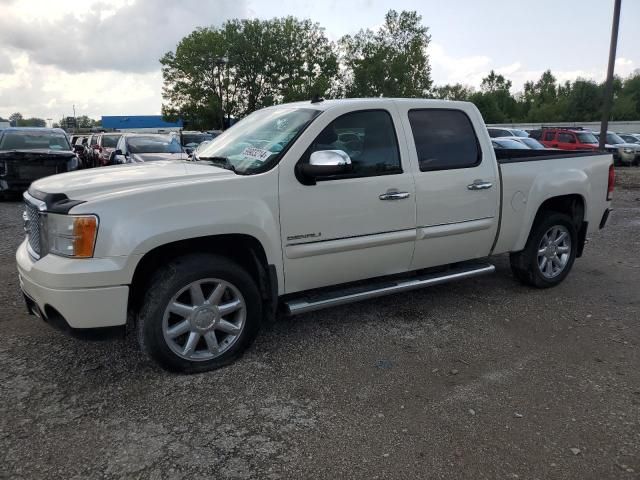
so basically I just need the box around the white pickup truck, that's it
[17,99,614,373]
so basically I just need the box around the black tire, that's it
[510,212,577,288]
[136,253,262,373]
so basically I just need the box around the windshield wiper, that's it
[197,156,238,174]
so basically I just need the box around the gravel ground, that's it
[1,170,639,480]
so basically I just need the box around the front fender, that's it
[71,172,282,282]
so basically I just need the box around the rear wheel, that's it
[510,212,577,288]
[136,254,262,373]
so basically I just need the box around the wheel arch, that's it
[127,234,279,326]
[521,193,587,257]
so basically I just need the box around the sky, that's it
[0,0,638,121]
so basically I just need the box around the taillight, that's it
[607,164,615,201]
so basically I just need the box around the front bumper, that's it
[16,241,129,329]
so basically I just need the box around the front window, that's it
[0,130,71,151]
[197,107,321,174]
[127,135,183,154]
[577,132,598,144]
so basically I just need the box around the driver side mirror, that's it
[298,150,352,184]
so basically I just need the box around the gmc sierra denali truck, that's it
[16,99,614,373]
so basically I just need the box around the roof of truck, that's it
[267,98,472,111]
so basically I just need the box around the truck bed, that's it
[492,149,612,255]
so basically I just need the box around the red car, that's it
[530,127,599,151]
[91,133,123,166]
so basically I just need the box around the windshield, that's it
[102,135,121,148]
[606,133,626,145]
[127,135,182,154]
[494,139,530,149]
[577,132,598,144]
[197,107,321,174]
[0,131,71,151]
[182,133,213,147]
[521,138,545,149]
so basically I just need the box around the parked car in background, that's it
[617,133,640,144]
[491,138,530,149]
[92,133,123,167]
[530,127,599,151]
[72,136,89,168]
[0,127,79,196]
[110,133,187,164]
[180,131,214,154]
[498,136,547,150]
[592,131,640,166]
[17,98,614,372]
[487,127,529,138]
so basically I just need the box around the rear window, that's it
[543,131,555,141]
[409,109,480,171]
[0,131,71,151]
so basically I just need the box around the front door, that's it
[396,105,500,270]
[278,102,416,293]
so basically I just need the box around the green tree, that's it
[18,117,46,127]
[76,115,97,128]
[161,18,338,129]
[9,112,22,126]
[340,10,432,98]
[160,27,231,130]
[432,83,474,101]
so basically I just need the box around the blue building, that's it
[101,115,183,132]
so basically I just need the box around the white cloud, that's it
[0,0,247,119]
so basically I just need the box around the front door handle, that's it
[379,190,411,200]
[467,180,493,190]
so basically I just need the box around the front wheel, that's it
[136,254,262,373]
[510,212,577,288]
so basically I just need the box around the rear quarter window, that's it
[408,109,481,171]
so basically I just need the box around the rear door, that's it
[556,132,577,150]
[396,104,500,269]
[278,102,417,293]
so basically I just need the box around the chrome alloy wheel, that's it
[537,225,571,279]
[162,278,246,361]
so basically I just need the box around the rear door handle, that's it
[379,190,410,200]
[467,180,493,190]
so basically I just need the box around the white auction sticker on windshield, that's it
[241,147,272,162]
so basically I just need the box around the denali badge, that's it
[287,232,321,241]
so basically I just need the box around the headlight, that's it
[67,156,79,170]
[623,147,634,154]
[45,213,99,258]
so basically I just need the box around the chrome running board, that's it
[284,262,495,316]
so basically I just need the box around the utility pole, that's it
[599,0,622,150]
[72,104,77,133]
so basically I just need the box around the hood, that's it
[30,160,235,201]
[130,152,187,163]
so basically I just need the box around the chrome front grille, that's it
[23,194,44,258]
